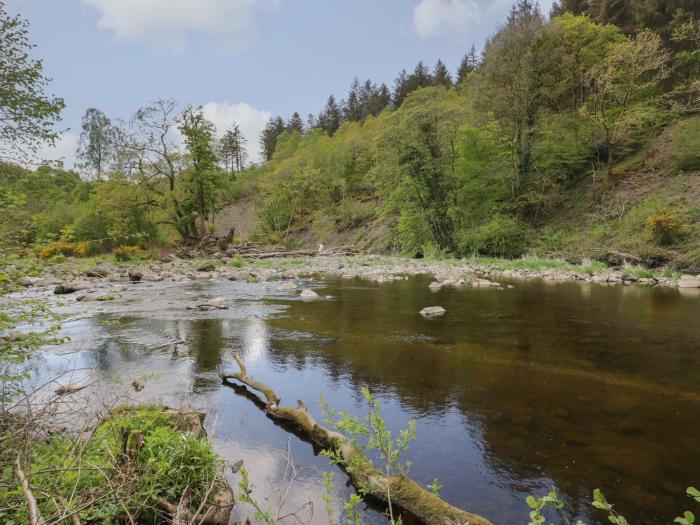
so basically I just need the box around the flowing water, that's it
[33,274,700,524]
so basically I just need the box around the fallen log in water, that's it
[220,353,493,525]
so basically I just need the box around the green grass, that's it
[0,407,223,524]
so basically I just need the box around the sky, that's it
[8,0,555,166]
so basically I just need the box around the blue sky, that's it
[8,0,554,165]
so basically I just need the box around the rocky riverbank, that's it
[7,254,700,298]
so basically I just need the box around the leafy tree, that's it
[378,88,468,253]
[587,29,670,178]
[433,59,453,88]
[0,0,64,161]
[539,14,623,112]
[260,116,286,161]
[286,112,305,134]
[318,95,343,136]
[76,108,116,180]
[477,0,545,202]
[178,105,226,237]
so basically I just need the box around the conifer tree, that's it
[344,78,364,121]
[318,95,343,136]
[457,45,480,85]
[259,116,286,161]
[287,112,304,134]
[433,59,453,88]
[219,123,248,174]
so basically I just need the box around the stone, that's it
[54,281,91,294]
[208,296,226,306]
[85,264,112,278]
[420,306,446,318]
[128,270,143,282]
[161,253,177,263]
[18,276,44,287]
[300,289,318,299]
[247,272,261,283]
[428,281,443,290]
[678,275,700,288]
[277,281,298,291]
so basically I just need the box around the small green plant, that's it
[230,255,245,268]
[237,467,275,525]
[428,478,442,496]
[320,387,416,524]
[525,486,700,525]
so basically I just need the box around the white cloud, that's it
[35,133,79,169]
[413,0,481,38]
[82,0,280,54]
[413,0,538,39]
[202,102,271,164]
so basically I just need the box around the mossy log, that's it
[220,353,493,525]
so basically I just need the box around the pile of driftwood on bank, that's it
[220,353,493,525]
[176,231,362,260]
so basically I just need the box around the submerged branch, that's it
[220,353,493,525]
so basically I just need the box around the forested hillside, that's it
[2,0,700,270]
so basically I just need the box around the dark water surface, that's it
[36,276,700,524]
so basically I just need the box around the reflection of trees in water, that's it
[264,278,700,525]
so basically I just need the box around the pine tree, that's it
[318,95,343,136]
[259,116,286,161]
[457,45,480,85]
[344,78,364,122]
[393,69,410,108]
[287,112,304,134]
[220,123,248,174]
[433,59,453,88]
[306,113,317,130]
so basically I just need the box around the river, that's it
[33,274,700,524]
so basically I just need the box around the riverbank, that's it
[4,253,700,296]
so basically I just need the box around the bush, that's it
[646,208,682,244]
[37,241,93,258]
[112,245,143,261]
[1,408,224,524]
[458,215,530,258]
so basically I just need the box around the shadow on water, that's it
[36,275,700,524]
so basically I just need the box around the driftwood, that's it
[176,235,363,260]
[220,353,493,525]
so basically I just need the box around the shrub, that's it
[458,215,530,258]
[112,245,143,261]
[646,208,682,244]
[37,241,93,258]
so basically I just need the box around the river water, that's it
[33,275,700,524]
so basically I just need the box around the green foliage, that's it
[320,387,416,524]
[0,298,65,399]
[1,408,223,523]
[673,116,700,171]
[0,0,64,159]
[459,215,531,258]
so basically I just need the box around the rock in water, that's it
[300,289,318,299]
[128,270,143,282]
[420,306,446,318]
[85,264,112,278]
[428,281,443,290]
[678,275,700,288]
[277,281,297,291]
[54,281,91,294]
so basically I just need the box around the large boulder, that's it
[678,275,700,288]
[85,264,113,278]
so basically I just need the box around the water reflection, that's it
[33,276,700,525]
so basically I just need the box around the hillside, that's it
[216,108,700,271]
